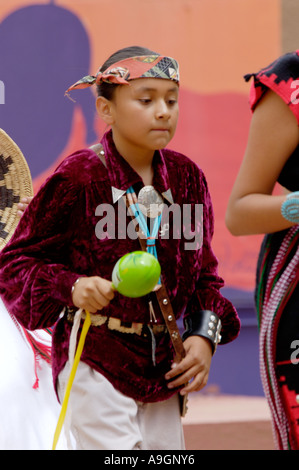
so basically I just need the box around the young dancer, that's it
[0,46,240,450]
[226,50,299,450]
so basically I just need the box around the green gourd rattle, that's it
[112,250,161,297]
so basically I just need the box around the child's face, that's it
[103,78,179,157]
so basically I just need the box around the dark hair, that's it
[96,45,159,100]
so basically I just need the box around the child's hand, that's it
[165,336,213,395]
[71,276,115,313]
[17,197,33,217]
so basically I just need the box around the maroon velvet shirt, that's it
[0,130,240,402]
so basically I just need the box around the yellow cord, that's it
[52,310,91,450]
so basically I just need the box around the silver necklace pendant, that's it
[137,185,164,218]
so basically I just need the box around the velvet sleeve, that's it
[0,171,84,330]
[183,169,240,345]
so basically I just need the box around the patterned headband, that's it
[65,55,180,97]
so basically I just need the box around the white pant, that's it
[58,361,185,450]
[0,298,67,450]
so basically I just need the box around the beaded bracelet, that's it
[281,191,299,224]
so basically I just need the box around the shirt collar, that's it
[100,130,173,204]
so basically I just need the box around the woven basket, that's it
[0,129,33,250]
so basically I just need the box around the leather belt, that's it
[66,307,168,337]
